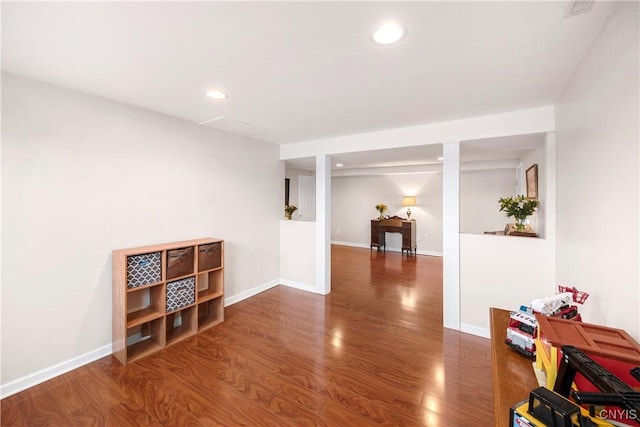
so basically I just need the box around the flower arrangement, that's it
[375,203,387,220]
[284,204,298,220]
[499,195,539,231]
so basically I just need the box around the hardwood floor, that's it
[1,245,494,426]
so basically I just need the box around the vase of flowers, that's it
[284,205,298,220]
[375,203,387,220]
[499,195,539,232]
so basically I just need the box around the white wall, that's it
[521,145,547,237]
[460,168,516,234]
[555,2,640,339]
[331,173,443,255]
[1,73,282,387]
[460,233,555,336]
[279,220,315,290]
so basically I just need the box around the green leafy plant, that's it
[285,205,298,216]
[499,195,539,230]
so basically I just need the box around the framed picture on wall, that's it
[526,164,538,199]
[285,178,290,206]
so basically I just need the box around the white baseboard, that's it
[460,323,491,339]
[224,279,280,306]
[1,279,285,399]
[278,279,319,294]
[0,343,112,399]
[331,240,443,257]
[331,240,370,249]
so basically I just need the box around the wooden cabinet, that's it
[370,219,385,250]
[401,221,417,255]
[112,237,224,365]
[370,218,417,255]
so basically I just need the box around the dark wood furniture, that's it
[370,217,416,255]
[490,307,539,427]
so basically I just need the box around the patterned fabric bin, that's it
[126,252,162,288]
[166,276,196,313]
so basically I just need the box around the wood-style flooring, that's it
[1,245,494,426]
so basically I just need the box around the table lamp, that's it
[402,196,416,220]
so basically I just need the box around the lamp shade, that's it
[402,196,416,207]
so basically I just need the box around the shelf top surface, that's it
[113,237,223,255]
[536,314,640,364]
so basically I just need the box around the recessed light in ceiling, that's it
[372,22,405,45]
[437,156,444,161]
[336,163,344,167]
[206,89,228,100]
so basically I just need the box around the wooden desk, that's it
[370,218,416,255]
[490,307,539,427]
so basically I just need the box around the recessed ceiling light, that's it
[336,163,344,167]
[373,22,405,45]
[206,89,228,100]
[437,156,444,161]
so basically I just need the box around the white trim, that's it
[331,240,443,257]
[281,106,555,160]
[0,343,112,399]
[460,323,491,339]
[331,159,519,177]
[442,141,461,330]
[315,154,331,295]
[278,279,318,294]
[224,279,280,306]
[1,279,289,399]
[331,240,370,249]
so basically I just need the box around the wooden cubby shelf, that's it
[198,297,224,331]
[113,238,224,365]
[197,269,224,302]
[166,305,197,346]
[127,308,164,328]
[126,317,165,363]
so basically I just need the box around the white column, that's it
[545,131,556,246]
[443,141,461,330]
[316,154,331,295]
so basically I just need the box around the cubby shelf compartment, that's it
[198,297,224,331]
[126,284,165,328]
[197,269,224,302]
[113,238,224,365]
[126,317,165,363]
[166,305,197,346]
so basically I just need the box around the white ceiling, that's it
[2,1,618,148]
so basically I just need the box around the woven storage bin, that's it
[166,246,194,280]
[198,242,222,271]
[166,276,195,313]
[126,252,162,288]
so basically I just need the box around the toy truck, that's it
[505,286,589,357]
[506,307,538,357]
[510,386,613,426]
